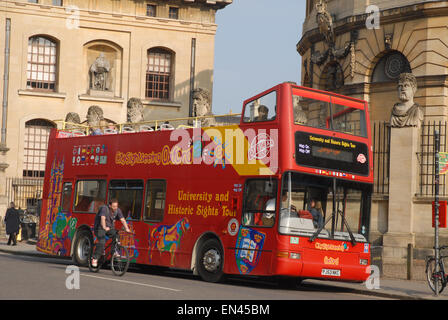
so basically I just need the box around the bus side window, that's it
[61,182,72,212]
[243,90,277,123]
[108,180,144,220]
[73,180,106,213]
[144,180,166,222]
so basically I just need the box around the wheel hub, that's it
[203,249,221,272]
[78,237,91,260]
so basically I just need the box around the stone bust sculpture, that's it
[390,73,423,128]
[86,105,104,128]
[64,112,81,130]
[293,96,308,124]
[90,53,110,91]
[193,88,215,127]
[127,98,144,123]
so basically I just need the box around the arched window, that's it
[145,48,173,100]
[23,119,55,177]
[371,51,411,83]
[27,36,58,91]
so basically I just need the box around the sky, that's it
[212,1,307,115]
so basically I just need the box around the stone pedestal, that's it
[382,127,419,278]
[88,89,114,98]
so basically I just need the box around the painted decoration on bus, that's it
[149,217,191,265]
[72,144,108,167]
[120,220,139,262]
[37,157,78,255]
[235,227,266,274]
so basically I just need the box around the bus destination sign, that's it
[295,131,369,176]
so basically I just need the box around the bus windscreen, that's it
[292,93,367,137]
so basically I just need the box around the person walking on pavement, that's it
[5,202,20,246]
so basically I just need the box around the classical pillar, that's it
[0,144,8,228]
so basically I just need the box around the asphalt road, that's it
[0,251,387,301]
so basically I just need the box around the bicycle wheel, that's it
[426,257,445,294]
[88,244,101,273]
[111,244,130,276]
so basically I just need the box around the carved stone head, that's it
[64,112,81,129]
[86,105,104,127]
[193,88,211,117]
[127,97,144,123]
[397,73,417,103]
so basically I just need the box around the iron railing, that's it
[372,121,390,195]
[6,177,44,213]
[417,121,447,197]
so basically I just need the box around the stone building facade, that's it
[0,0,231,213]
[298,0,448,279]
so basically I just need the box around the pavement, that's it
[0,237,446,300]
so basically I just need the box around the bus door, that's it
[235,178,278,276]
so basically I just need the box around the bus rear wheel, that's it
[73,229,92,267]
[197,238,224,283]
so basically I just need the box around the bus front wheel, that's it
[196,238,224,283]
[73,229,92,267]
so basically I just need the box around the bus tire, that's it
[73,229,93,267]
[196,238,224,283]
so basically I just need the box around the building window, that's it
[372,51,411,83]
[146,48,173,100]
[52,0,63,6]
[23,119,55,178]
[146,4,156,17]
[169,7,179,19]
[28,0,38,3]
[27,36,57,91]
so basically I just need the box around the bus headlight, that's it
[360,259,368,265]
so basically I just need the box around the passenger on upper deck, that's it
[255,105,269,122]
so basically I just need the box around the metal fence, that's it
[6,177,44,213]
[372,121,390,195]
[417,121,447,197]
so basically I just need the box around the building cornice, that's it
[1,1,224,34]
[297,1,448,55]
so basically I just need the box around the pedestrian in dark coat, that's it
[5,202,20,246]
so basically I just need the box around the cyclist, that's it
[91,198,131,267]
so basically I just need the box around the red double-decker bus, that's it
[37,81,373,284]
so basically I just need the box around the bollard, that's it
[407,243,413,280]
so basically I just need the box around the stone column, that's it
[0,144,8,236]
[382,126,419,277]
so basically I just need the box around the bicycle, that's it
[425,245,448,294]
[88,229,131,276]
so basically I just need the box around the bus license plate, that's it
[321,269,341,277]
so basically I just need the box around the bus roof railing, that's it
[53,113,242,137]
